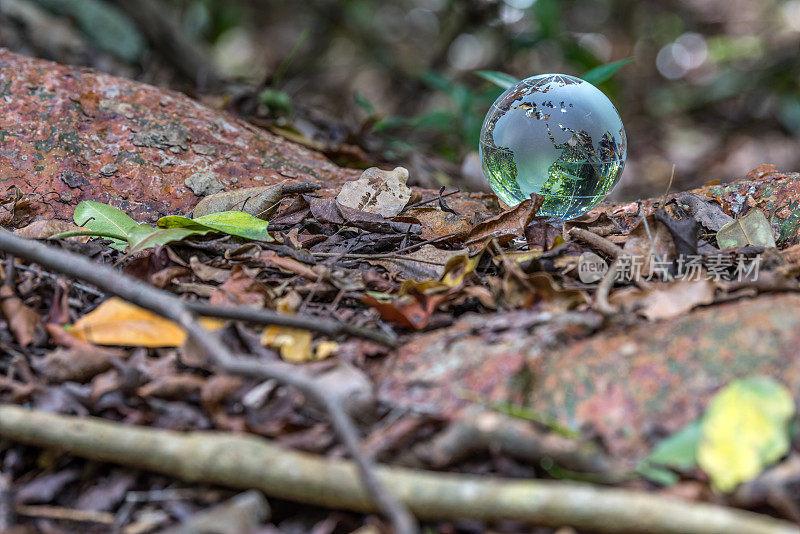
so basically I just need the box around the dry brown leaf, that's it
[397,206,471,241]
[200,374,243,409]
[189,256,230,283]
[192,185,283,219]
[367,246,467,281]
[336,167,411,217]
[622,216,677,279]
[465,195,543,247]
[138,374,207,400]
[149,266,190,289]
[611,279,716,320]
[0,284,41,346]
[14,220,87,241]
[502,271,587,311]
[210,265,270,308]
[40,347,113,383]
[260,251,319,281]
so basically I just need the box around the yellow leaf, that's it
[70,297,224,348]
[315,340,339,360]
[697,376,794,492]
[441,253,481,288]
[261,325,314,362]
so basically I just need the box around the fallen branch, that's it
[184,302,397,347]
[417,406,613,474]
[0,230,415,534]
[0,405,795,534]
[567,227,623,259]
[14,504,114,525]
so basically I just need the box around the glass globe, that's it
[479,73,626,219]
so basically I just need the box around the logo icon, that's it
[578,251,608,283]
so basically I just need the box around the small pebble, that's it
[99,163,118,176]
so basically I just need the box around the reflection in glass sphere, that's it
[479,73,626,219]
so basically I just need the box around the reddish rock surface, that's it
[0,49,358,222]
[380,294,800,460]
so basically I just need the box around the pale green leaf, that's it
[159,211,272,242]
[646,419,701,472]
[475,70,519,90]
[126,223,208,254]
[636,462,680,486]
[698,376,794,492]
[716,208,777,249]
[73,201,137,250]
[581,57,634,86]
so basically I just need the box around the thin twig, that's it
[0,405,795,534]
[184,302,397,347]
[567,227,623,259]
[0,230,416,534]
[595,256,622,315]
[311,252,446,266]
[402,189,460,211]
[14,504,114,524]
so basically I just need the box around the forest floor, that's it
[1,50,800,534]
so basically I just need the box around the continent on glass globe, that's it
[479,73,626,219]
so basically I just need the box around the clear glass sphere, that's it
[479,73,626,219]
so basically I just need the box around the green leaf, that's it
[354,92,376,115]
[645,420,701,472]
[126,223,208,254]
[159,211,272,242]
[636,462,680,486]
[258,88,293,116]
[34,0,145,62]
[581,57,634,86]
[475,70,519,90]
[698,376,794,492]
[73,201,137,251]
[716,208,777,249]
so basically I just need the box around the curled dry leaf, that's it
[192,185,283,219]
[396,206,471,241]
[336,166,411,218]
[189,256,230,283]
[260,251,319,281]
[465,195,543,248]
[676,193,734,232]
[0,284,41,346]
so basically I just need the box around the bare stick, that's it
[0,405,795,534]
[14,504,114,525]
[184,302,397,347]
[568,227,623,259]
[0,230,416,534]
